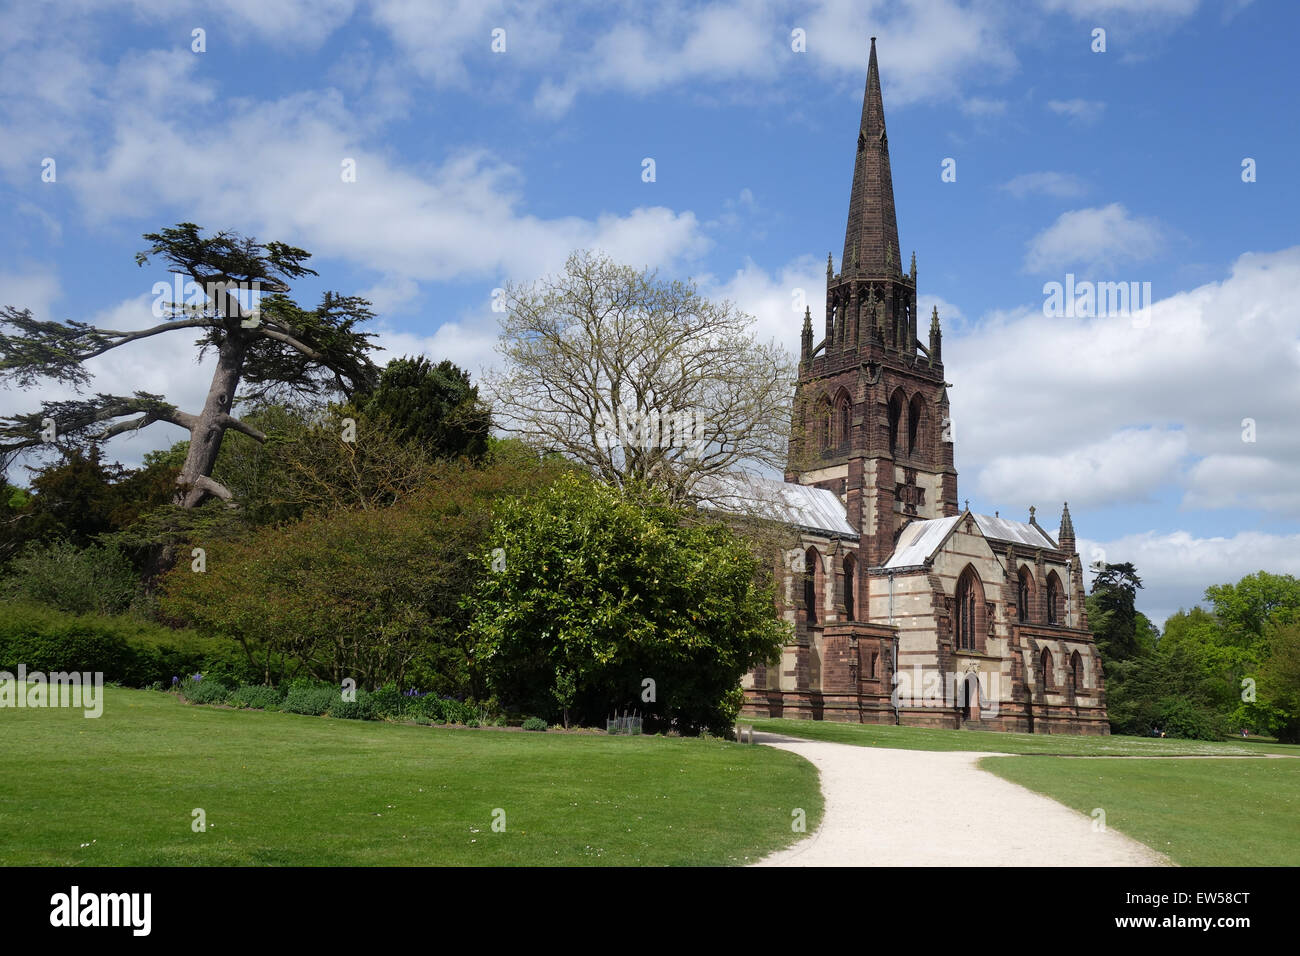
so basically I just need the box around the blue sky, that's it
[2,0,1298,623]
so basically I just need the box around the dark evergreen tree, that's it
[356,356,490,461]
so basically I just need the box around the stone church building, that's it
[732,40,1108,734]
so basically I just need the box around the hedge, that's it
[0,602,259,687]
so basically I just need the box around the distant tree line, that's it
[1090,563,1300,741]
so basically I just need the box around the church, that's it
[731,39,1108,734]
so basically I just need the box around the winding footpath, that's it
[752,732,1172,867]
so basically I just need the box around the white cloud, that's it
[960,97,1008,117]
[918,294,965,332]
[948,246,1300,516]
[1184,454,1300,515]
[1080,528,1300,627]
[1037,0,1199,18]
[1001,171,1087,199]
[69,89,709,286]
[1023,203,1166,273]
[975,428,1189,509]
[373,318,502,384]
[694,254,824,360]
[365,0,1019,115]
[0,268,61,322]
[122,0,359,48]
[1046,97,1106,124]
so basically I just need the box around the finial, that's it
[803,305,812,328]
[1029,505,1036,522]
[1059,501,1075,538]
[964,498,970,512]
[930,305,940,330]
[910,250,916,277]
[827,252,834,277]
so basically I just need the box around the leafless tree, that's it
[485,250,795,504]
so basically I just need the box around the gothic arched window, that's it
[907,393,924,456]
[1041,648,1054,690]
[1046,572,1061,625]
[803,547,820,625]
[1071,651,1083,692]
[843,554,856,621]
[888,390,905,457]
[838,396,852,448]
[955,567,982,651]
[1017,567,1033,623]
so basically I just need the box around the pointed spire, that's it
[1058,502,1076,549]
[928,304,942,363]
[910,250,917,281]
[800,305,813,365]
[842,37,900,278]
[827,252,834,280]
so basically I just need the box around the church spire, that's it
[842,37,900,279]
[1058,502,1076,551]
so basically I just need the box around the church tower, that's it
[788,38,959,568]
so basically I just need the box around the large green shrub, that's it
[1155,696,1224,741]
[467,473,788,735]
[160,452,571,694]
[1,540,140,616]
[0,603,256,686]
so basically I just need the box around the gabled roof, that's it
[975,513,1058,549]
[694,473,856,538]
[881,512,1056,569]
[883,515,959,568]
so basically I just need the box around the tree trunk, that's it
[177,330,250,508]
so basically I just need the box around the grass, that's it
[747,717,1300,756]
[980,756,1300,866]
[0,687,821,866]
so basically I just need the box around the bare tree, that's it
[485,250,795,503]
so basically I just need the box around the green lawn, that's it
[0,687,821,866]
[980,756,1300,866]
[748,717,1300,756]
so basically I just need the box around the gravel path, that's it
[753,732,1172,867]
